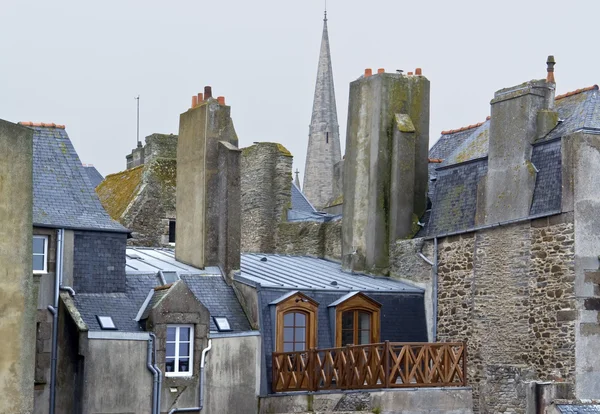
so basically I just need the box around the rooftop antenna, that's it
[135,95,141,148]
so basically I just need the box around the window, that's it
[33,235,48,273]
[168,220,176,244]
[166,325,194,376]
[213,316,231,332]
[333,293,381,347]
[275,292,318,353]
[96,315,117,330]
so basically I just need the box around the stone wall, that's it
[241,142,292,253]
[433,214,576,413]
[275,219,342,261]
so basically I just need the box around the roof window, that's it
[213,316,232,332]
[96,315,117,330]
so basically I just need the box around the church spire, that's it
[302,10,341,209]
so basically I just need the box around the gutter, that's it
[168,339,212,414]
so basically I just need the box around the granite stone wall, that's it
[432,214,576,413]
[275,219,342,261]
[240,143,292,253]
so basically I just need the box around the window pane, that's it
[33,255,45,271]
[283,343,293,352]
[179,358,190,373]
[167,327,176,342]
[179,327,190,341]
[342,311,354,330]
[359,330,370,345]
[284,327,294,342]
[166,343,175,357]
[179,343,190,357]
[284,313,294,326]
[342,329,354,346]
[33,237,45,254]
[295,327,305,343]
[359,312,371,330]
[295,313,306,327]
[294,342,305,352]
[166,358,175,372]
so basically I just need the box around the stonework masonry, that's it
[391,215,577,413]
[241,142,293,253]
[274,219,342,261]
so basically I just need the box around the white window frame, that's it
[165,324,194,377]
[33,235,48,274]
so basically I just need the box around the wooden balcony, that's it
[272,341,467,393]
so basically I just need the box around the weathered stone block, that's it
[584,298,600,311]
[556,310,577,322]
[585,271,600,285]
[581,323,600,336]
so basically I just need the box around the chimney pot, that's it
[198,92,204,102]
[217,96,225,105]
[192,95,198,108]
[407,72,414,76]
[415,68,422,75]
[546,55,556,83]
[204,86,213,100]
[364,68,372,78]
[377,68,385,74]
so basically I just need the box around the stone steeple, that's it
[302,11,341,209]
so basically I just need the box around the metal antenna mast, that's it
[135,95,140,147]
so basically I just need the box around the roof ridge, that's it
[441,116,490,135]
[19,121,65,129]
[555,85,598,101]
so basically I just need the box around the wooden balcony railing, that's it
[272,341,467,393]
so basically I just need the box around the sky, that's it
[1,0,599,181]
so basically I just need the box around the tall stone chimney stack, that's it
[0,120,35,412]
[342,69,430,274]
[483,57,558,224]
[175,88,241,280]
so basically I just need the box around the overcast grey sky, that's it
[1,0,598,181]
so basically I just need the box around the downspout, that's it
[150,332,162,414]
[432,237,438,342]
[147,334,160,414]
[168,339,212,414]
[48,228,64,414]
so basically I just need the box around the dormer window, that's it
[272,292,318,353]
[329,292,381,347]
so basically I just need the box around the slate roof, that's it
[28,124,128,232]
[238,253,422,292]
[291,181,316,213]
[73,248,252,333]
[555,404,600,413]
[423,86,598,237]
[82,165,104,188]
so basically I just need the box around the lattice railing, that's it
[272,341,467,392]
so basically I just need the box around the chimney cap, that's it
[546,55,556,83]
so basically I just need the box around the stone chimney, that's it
[483,57,558,224]
[342,69,430,274]
[175,88,241,280]
[0,119,35,412]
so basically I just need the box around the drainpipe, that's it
[432,237,438,342]
[147,334,161,414]
[151,333,162,413]
[168,339,212,414]
[48,228,65,414]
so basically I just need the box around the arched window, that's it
[333,293,381,347]
[275,292,318,352]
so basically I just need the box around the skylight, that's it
[160,270,179,284]
[213,317,231,332]
[96,316,117,330]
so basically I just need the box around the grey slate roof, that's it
[73,248,252,333]
[31,126,127,232]
[291,182,316,213]
[423,86,598,237]
[556,405,600,413]
[238,253,422,292]
[82,165,104,188]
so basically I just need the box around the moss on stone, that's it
[276,143,292,157]
[148,158,177,186]
[328,194,344,207]
[96,165,144,220]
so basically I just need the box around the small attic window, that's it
[213,317,232,332]
[96,316,117,330]
[160,270,179,285]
